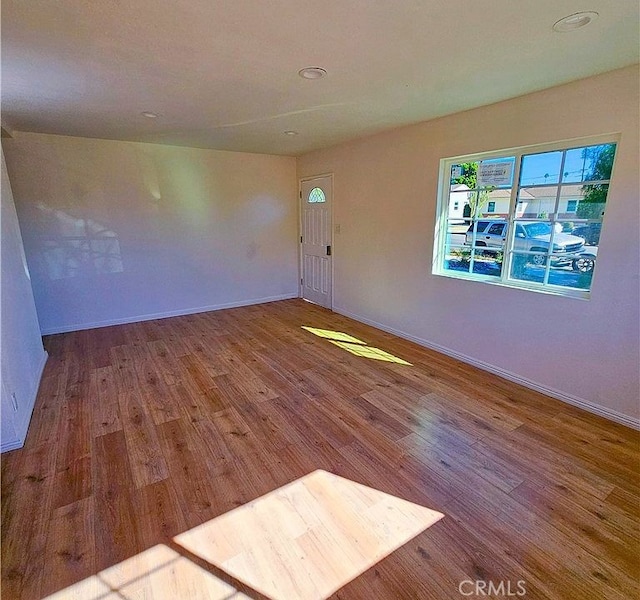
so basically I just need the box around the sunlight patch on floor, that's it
[43,544,251,600]
[41,472,442,600]
[301,326,366,345]
[302,327,412,366]
[328,340,413,365]
[175,469,444,600]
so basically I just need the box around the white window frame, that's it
[432,134,619,300]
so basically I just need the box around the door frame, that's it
[298,173,334,309]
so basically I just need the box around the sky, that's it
[452,143,615,190]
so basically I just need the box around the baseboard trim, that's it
[1,439,24,453]
[40,293,299,335]
[1,350,48,453]
[333,306,640,431]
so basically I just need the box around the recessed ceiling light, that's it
[141,111,159,118]
[552,11,598,32]
[284,130,298,136]
[298,67,327,80]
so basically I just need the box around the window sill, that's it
[432,269,591,300]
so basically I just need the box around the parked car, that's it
[465,220,593,271]
[571,223,601,246]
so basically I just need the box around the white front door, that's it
[300,175,332,308]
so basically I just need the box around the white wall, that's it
[297,65,640,426]
[1,144,48,452]
[3,133,298,333]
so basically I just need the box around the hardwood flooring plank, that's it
[92,431,141,572]
[23,372,64,448]
[509,482,640,579]
[399,431,524,495]
[472,428,617,501]
[161,321,192,357]
[89,366,122,437]
[179,354,229,412]
[1,445,57,600]
[251,349,325,400]
[362,387,479,446]
[174,381,224,428]
[519,479,640,543]
[212,371,277,406]
[605,485,640,520]
[447,492,635,600]
[184,338,231,376]
[54,378,91,470]
[41,497,95,598]
[301,367,367,403]
[133,479,189,548]
[156,418,219,526]
[207,406,272,459]
[264,395,354,454]
[523,419,640,490]
[178,353,218,392]
[325,394,413,443]
[52,455,92,509]
[513,422,639,495]
[134,357,182,425]
[421,390,523,433]
[411,516,560,600]
[109,345,137,394]
[553,411,640,449]
[117,390,169,489]
[402,522,558,600]
[229,399,292,452]
[338,439,456,511]
[274,396,358,451]
[146,339,181,385]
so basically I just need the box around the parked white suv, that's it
[465,220,594,272]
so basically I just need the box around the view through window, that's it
[434,137,617,298]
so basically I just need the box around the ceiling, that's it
[2,1,639,156]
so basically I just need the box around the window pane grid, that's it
[435,138,617,298]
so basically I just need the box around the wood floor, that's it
[1,299,638,599]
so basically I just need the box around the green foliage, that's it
[453,162,496,218]
[577,144,615,219]
[452,162,478,189]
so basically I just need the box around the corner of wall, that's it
[0,350,48,453]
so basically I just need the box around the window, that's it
[308,187,326,203]
[433,137,617,298]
